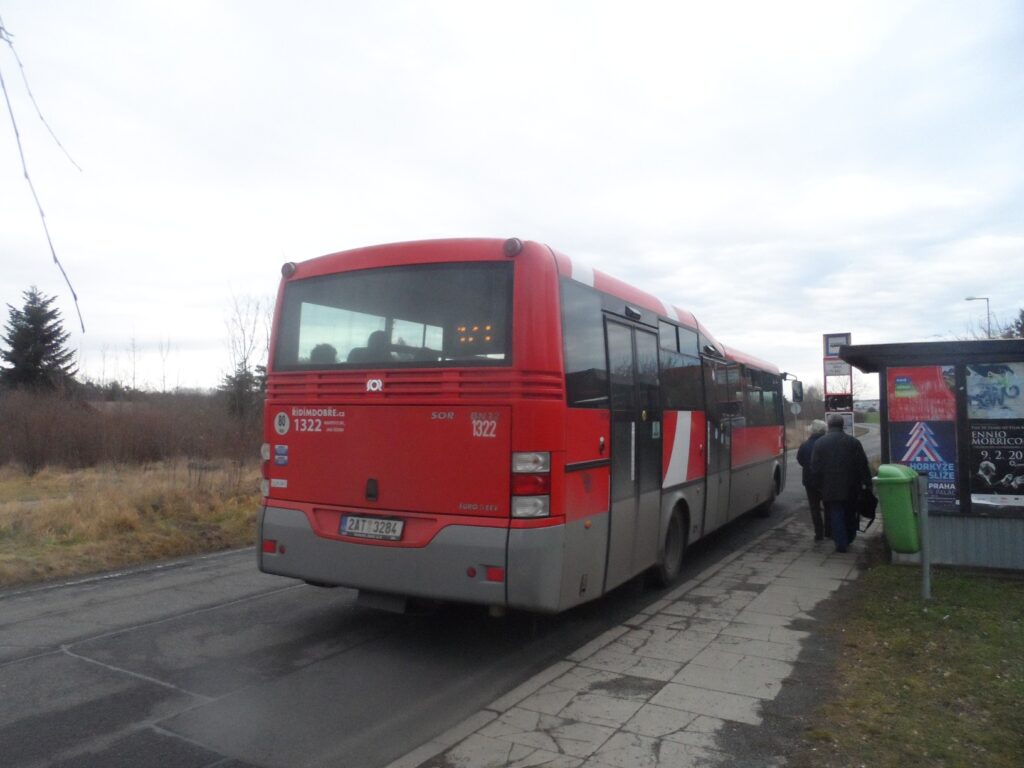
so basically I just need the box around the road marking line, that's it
[61,646,214,701]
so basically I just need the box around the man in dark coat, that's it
[796,420,828,541]
[810,414,871,552]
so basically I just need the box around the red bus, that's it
[258,238,790,613]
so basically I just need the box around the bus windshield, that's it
[273,262,513,369]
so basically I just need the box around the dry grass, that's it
[0,460,260,587]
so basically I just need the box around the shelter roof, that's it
[840,339,1024,373]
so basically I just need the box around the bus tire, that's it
[755,468,781,518]
[652,508,686,587]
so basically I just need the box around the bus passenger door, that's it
[702,359,733,535]
[604,321,662,591]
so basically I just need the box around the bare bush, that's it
[0,389,262,472]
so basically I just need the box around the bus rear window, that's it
[273,262,513,369]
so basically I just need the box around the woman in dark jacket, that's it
[797,420,828,540]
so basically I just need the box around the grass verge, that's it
[793,551,1024,768]
[0,460,260,587]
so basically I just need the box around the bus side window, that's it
[678,326,699,357]
[561,279,609,407]
[658,321,678,352]
[743,370,783,426]
[659,349,702,410]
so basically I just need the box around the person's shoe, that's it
[835,547,847,553]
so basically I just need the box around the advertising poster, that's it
[889,420,959,508]
[966,362,1024,420]
[886,366,957,422]
[969,422,1024,510]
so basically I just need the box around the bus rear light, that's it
[512,451,550,473]
[511,495,550,518]
[260,479,270,497]
[511,473,551,496]
[260,443,271,461]
[486,567,505,582]
[262,539,278,554]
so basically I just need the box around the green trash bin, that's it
[873,464,921,554]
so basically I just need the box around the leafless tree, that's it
[127,333,138,392]
[225,295,269,374]
[157,337,175,393]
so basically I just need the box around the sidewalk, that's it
[386,513,879,768]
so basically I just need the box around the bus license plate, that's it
[340,515,404,541]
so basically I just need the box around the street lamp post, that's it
[965,296,992,339]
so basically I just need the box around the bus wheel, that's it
[755,471,780,518]
[652,509,686,587]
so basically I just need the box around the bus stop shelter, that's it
[840,338,1024,569]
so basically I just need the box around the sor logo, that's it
[274,412,290,435]
[366,378,384,392]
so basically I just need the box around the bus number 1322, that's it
[472,419,497,438]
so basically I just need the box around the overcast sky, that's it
[1,1,1022,396]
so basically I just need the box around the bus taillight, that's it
[511,452,550,518]
[512,473,551,495]
[512,452,550,473]
[259,443,271,497]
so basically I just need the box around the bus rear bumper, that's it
[258,505,565,610]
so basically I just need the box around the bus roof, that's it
[290,238,780,376]
[722,345,781,375]
[552,247,779,375]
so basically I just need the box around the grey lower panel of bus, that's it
[729,458,781,520]
[259,506,581,612]
[508,514,609,613]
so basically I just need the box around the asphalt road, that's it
[0,436,877,768]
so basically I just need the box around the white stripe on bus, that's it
[664,411,692,487]
[572,261,595,287]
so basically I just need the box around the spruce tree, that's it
[0,287,78,390]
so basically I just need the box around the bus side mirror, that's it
[791,381,804,403]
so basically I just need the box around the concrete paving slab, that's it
[489,662,577,714]
[658,616,730,635]
[479,708,616,758]
[583,730,722,768]
[518,686,580,717]
[719,621,809,644]
[566,627,630,663]
[393,508,882,768]
[632,634,716,664]
[649,682,763,725]
[558,692,648,729]
[621,703,698,738]
[731,608,802,628]
[420,732,583,768]
[687,645,746,671]
[547,666,662,700]
[704,635,803,663]
[672,654,794,700]
[580,645,683,681]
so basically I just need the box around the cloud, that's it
[0,0,1021,394]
